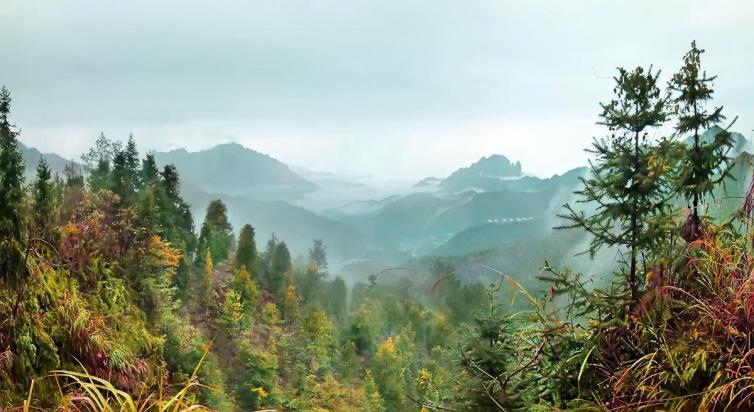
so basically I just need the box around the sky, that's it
[1,0,753,181]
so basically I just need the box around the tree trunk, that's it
[630,130,640,304]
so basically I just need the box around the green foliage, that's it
[219,289,246,335]
[230,265,258,310]
[198,199,233,263]
[5,41,753,412]
[0,86,26,282]
[268,240,292,297]
[669,41,736,239]
[457,280,527,410]
[324,276,348,322]
[308,238,328,275]
[31,156,55,238]
[559,65,679,303]
[234,223,257,271]
[228,341,279,410]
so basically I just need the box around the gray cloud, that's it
[1,0,752,180]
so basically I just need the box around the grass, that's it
[23,347,211,412]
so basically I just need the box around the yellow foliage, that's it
[417,369,430,384]
[286,284,297,302]
[203,249,213,282]
[64,222,78,236]
[376,337,395,357]
[148,235,181,269]
[251,387,268,399]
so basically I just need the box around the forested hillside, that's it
[2,41,754,412]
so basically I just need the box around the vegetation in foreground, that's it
[0,41,753,411]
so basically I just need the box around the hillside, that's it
[154,143,317,201]
[19,141,81,178]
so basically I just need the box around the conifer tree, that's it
[31,156,54,238]
[669,41,735,241]
[282,283,300,321]
[308,238,328,277]
[325,276,348,322]
[160,164,194,245]
[199,199,233,263]
[231,265,259,310]
[83,132,118,191]
[124,134,141,188]
[0,86,26,280]
[141,153,160,186]
[235,224,257,270]
[111,136,140,205]
[269,241,292,297]
[559,66,676,304]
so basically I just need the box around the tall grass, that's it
[23,348,211,412]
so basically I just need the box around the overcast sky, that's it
[1,1,752,181]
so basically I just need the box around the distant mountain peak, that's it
[467,154,523,178]
[154,142,316,200]
[439,154,523,192]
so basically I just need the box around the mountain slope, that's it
[19,141,81,178]
[154,143,317,201]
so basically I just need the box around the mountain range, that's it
[19,131,753,289]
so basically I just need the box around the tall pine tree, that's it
[199,199,233,263]
[0,86,26,281]
[235,224,257,271]
[559,66,677,304]
[669,41,736,241]
[31,156,54,238]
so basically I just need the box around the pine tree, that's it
[232,265,259,310]
[458,281,523,410]
[235,224,257,271]
[325,276,348,322]
[160,164,194,245]
[124,134,141,189]
[83,132,118,191]
[199,199,233,263]
[669,41,736,241]
[282,283,300,321]
[31,156,54,238]
[111,136,140,205]
[269,241,292,298]
[141,153,160,186]
[136,185,161,234]
[308,238,328,278]
[558,66,676,304]
[0,86,26,280]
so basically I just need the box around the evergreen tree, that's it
[141,152,160,186]
[199,199,233,263]
[82,132,118,191]
[558,66,676,304]
[459,282,523,410]
[669,41,736,241]
[124,134,141,188]
[160,164,194,245]
[308,238,328,277]
[231,265,259,310]
[0,86,26,280]
[111,136,140,205]
[31,156,54,238]
[136,185,161,234]
[269,241,292,298]
[235,224,257,271]
[325,276,348,322]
